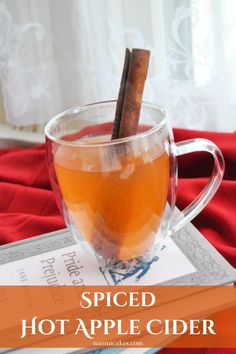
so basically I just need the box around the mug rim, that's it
[44,100,167,148]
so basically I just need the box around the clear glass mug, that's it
[45,101,224,261]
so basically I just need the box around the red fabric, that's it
[174,129,236,269]
[0,129,235,353]
[0,145,65,243]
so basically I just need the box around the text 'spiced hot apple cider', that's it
[54,133,170,260]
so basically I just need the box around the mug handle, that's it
[170,138,225,234]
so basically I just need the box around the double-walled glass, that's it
[45,101,224,261]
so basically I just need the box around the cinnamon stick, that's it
[112,48,131,139]
[112,48,150,139]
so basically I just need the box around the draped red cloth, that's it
[0,128,235,353]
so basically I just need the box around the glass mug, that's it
[45,101,224,261]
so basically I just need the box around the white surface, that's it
[0,123,44,147]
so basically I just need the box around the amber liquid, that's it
[54,137,170,260]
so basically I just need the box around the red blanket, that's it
[0,128,235,353]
